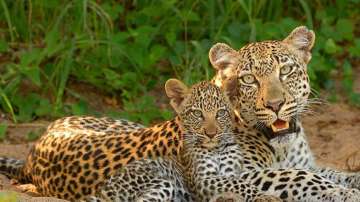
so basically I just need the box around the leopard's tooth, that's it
[284,121,289,129]
[271,124,280,132]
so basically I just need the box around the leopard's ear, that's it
[209,43,238,71]
[165,79,189,113]
[283,26,315,63]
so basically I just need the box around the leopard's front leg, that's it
[307,166,360,190]
[84,158,192,202]
[195,176,281,202]
[241,169,360,202]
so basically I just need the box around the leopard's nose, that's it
[264,99,284,113]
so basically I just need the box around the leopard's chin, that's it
[201,142,218,149]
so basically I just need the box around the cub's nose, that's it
[265,99,284,113]
[204,126,217,138]
[205,130,217,138]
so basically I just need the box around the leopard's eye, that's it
[240,74,256,84]
[192,110,203,120]
[280,65,293,75]
[216,109,227,118]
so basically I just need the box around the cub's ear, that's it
[165,79,189,112]
[283,26,315,63]
[209,43,238,71]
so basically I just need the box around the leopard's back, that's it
[21,116,180,201]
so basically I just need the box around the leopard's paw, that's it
[15,184,40,196]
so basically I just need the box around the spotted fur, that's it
[0,115,183,201]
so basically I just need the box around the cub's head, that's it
[209,26,315,139]
[165,79,234,149]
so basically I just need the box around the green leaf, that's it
[103,68,123,90]
[165,31,176,46]
[54,42,75,114]
[44,28,63,57]
[101,2,123,20]
[324,38,340,54]
[349,39,360,57]
[111,32,129,44]
[161,109,173,120]
[0,39,8,52]
[35,99,52,117]
[22,66,41,86]
[20,48,42,67]
[0,123,7,140]
[0,0,15,42]
[0,88,17,123]
[180,10,200,22]
[12,93,41,122]
[299,0,313,29]
[335,19,354,41]
[148,45,166,66]
[71,100,89,115]
[342,60,353,93]
[26,130,41,141]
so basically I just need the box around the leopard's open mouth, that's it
[260,119,298,140]
[270,119,289,133]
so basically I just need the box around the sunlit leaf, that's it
[324,38,340,54]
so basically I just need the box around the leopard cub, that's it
[86,79,281,202]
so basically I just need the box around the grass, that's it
[0,0,359,130]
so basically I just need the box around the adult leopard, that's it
[85,79,359,202]
[208,26,360,189]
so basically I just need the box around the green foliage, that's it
[0,0,359,124]
[342,60,360,107]
[26,128,44,141]
[0,123,7,140]
[0,191,18,202]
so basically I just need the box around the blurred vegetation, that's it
[0,0,359,127]
[0,191,18,202]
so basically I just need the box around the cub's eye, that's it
[280,65,293,75]
[216,109,227,118]
[240,74,256,84]
[192,110,203,119]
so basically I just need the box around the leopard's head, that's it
[165,79,234,149]
[209,26,315,139]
